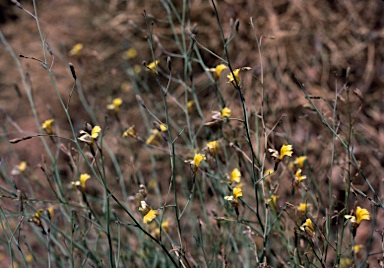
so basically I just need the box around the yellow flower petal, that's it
[122,126,138,139]
[227,68,241,84]
[294,156,307,169]
[264,169,274,176]
[230,168,241,184]
[187,100,195,114]
[295,169,307,182]
[215,64,228,78]
[143,209,158,224]
[233,187,242,199]
[80,173,91,189]
[42,119,55,135]
[353,244,364,254]
[69,43,83,56]
[356,206,370,224]
[267,195,279,208]
[297,203,311,212]
[221,107,231,118]
[340,258,352,268]
[301,218,315,237]
[107,98,123,113]
[123,48,137,59]
[280,144,293,159]
[193,153,206,169]
[47,206,55,219]
[159,123,167,132]
[146,129,161,145]
[208,64,228,80]
[18,161,27,173]
[29,209,44,226]
[91,126,101,139]
[146,60,159,73]
[206,140,220,157]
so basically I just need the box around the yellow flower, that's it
[264,168,275,185]
[300,218,315,237]
[42,119,55,135]
[148,179,157,190]
[146,60,159,74]
[227,68,241,84]
[28,209,44,227]
[154,220,169,238]
[122,125,138,139]
[294,156,307,169]
[264,169,274,176]
[293,168,307,187]
[91,126,101,138]
[11,161,27,175]
[190,153,206,173]
[339,258,352,268]
[221,107,231,118]
[226,67,251,84]
[47,206,55,219]
[107,98,123,113]
[26,254,33,263]
[355,206,370,224]
[69,43,83,56]
[18,161,27,173]
[134,64,142,74]
[208,64,228,80]
[187,100,195,114]
[269,144,293,162]
[139,201,158,224]
[352,244,364,254]
[80,174,91,189]
[297,203,311,213]
[158,123,167,132]
[72,173,91,191]
[206,140,220,157]
[233,187,242,199]
[345,206,370,227]
[79,125,101,145]
[280,145,293,159]
[160,220,169,233]
[193,153,206,168]
[143,210,158,224]
[145,129,161,145]
[224,187,242,211]
[123,48,137,59]
[230,168,241,185]
[121,82,131,92]
[267,195,279,208]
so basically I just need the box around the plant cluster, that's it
[0,1,383,267]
